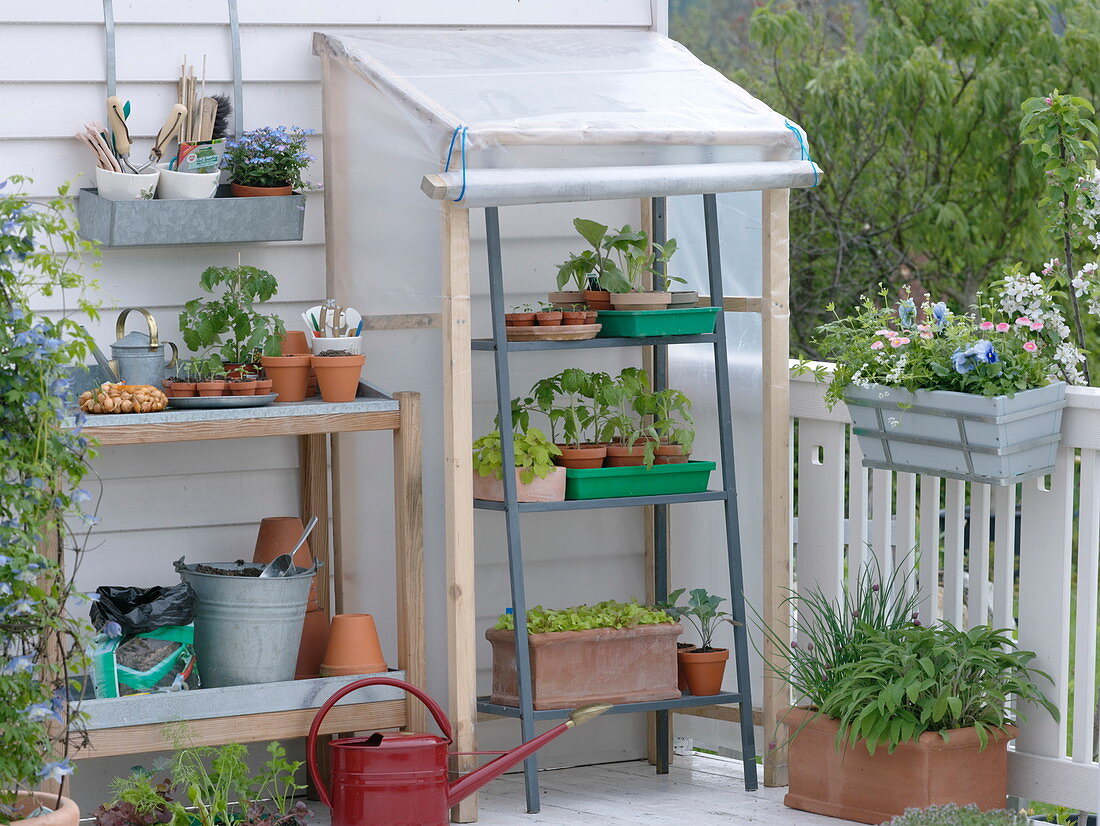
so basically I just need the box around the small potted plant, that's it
[311,348,365,403]
[516,369,611,469]
[222,126,315,197]
[603,225,680,311]
[505,304,537,327]
[561,304,589,326]
[486,599,682,708]
[660,588,737,696]
[472,426,564,502]
[534,302,563,327]
[600,368,659,468]
[228,366,259,396]
[887,805,1030,825]
[194,355,229,397]
[652,388,694,464]
[162,358,199,398]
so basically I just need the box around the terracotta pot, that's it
[585,310,599,323]
[583,289,613,311]
[554,443,607,469]
[562,311,588,326]
[784,707,1017,824]
[654,443,690,465]
[196,380,230,397]
[679,647,728,696]
[535,311,563,326]
[487,623,683,709]
[610,291,672,312]
[171,381,197,398]
[231,182,293,197]
[161,380,178,398]
[311,353,364,403]
[472,466,566,502]
[548,290,585,308]
[230,379,258,396]
[253,516,318,604]
[255,378,273,395]
[261,354,311,402]
[280,330,311,356]
[605,439,658,468]
[296,607,331,679]
[320,613,387,677]
[8,792,80,826]
[677,643,696,692]
[505,312,536,327]
[223,362,244,380]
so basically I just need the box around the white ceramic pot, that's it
[156,163,220,200]
[95,167,160,201]
[310,335,362,355]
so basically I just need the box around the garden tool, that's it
[259,517,317,578]
[307,676,610,826]
[134,104,188,172]
[108,308,178,386]
[106,96,138,172]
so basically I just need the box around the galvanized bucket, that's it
[175,558,319,688]
[844,381,1066,486]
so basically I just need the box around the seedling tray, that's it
[565,460,716,500]
[596,306,720,338]
[76,185,306,247]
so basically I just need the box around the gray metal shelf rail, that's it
[474,195,757,814]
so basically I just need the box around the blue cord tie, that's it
[444,126,469,202]
[785,120,818,187]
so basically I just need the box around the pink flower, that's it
[996,322,1011,332]
[1023,341,1038,352]
[917,324,931,332]
[870,341,885,350]
[979,321,995,331]
[1045,97,1053,105]
[890,337,909,348]
[1015,316,1032,327]
[920,331,933,339]
[1031,321,1045,331]
[897,337,911,344]
[875,329,896,338]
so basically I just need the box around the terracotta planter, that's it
[487,622,683,709]
[505,312,536,327]
[562,310,588,326]
[784,707,1017,824]
[585,310,599,323]
[610,291,672,312]
[261,354,311,402]
[320,613,387,677]
[548,290,585,308]
[230,379,258,396]
[536,311,563,326]
[678,647,728,696]
[231,182,293,197]
[253,516,319,604]
[296,607,331,679]
[473,466,566,502]
[196,380,229,397]
[311,353,364,403]
[605,439,658,468]
[8,792,80,826]
[554,443,607,469]
[654,444,690,465]
[677,643,696,692]
[255,378,273,395]
[583,289,613,311]
[169,380,197,398]
[280,330,311,356]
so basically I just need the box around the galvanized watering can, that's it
[109,307,178,386]
[307,676,610,826]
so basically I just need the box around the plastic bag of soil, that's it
[91,583,196,635]
[88,625,199,698]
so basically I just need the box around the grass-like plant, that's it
[494,600,674,633]
[886,804,1029,826]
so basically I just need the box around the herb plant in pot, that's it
[505,304,537,327]
[652,388,694,464]
[603,226,680,311]
[600,368,659,468]
[222,126,314,197]
[661,588,737,696]
[517,369,611,469]
[472,427,564,502]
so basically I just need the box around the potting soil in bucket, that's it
[175,558,318,687]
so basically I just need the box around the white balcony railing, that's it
[790,366,1099,812]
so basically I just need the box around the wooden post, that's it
[299,434,331,616]
[761,188,792,788]
[441,203,478,823]
[394,391,428,732]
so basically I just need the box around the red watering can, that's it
[307,676,611,826]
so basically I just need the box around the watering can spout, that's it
[445,703,612,808]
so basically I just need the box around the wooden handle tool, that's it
[197,97,217,142]
[150,104,187,161]
[106,96,137,171]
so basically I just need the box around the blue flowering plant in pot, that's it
[222,126,315,198]
[1,176,102,826]
[799,285,1067,485]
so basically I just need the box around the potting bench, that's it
[65,386,427,757]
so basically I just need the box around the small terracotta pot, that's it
[610,291,672,312]
[605,439,657,467]
[555,444,607,469]
[654,443,690,465]
[583,289,613,311]
[678,647,728,696]
[161,381,178,398]
[677,643,696,692]
[585,310,599,323]
[562,311,588,326]
[255,378,273,395]
[230,182,293,197]
[505,312,536,327]
[311,353,364,403]
[280,330,311,355]
[536,311,563,326]
[9,792,80,826]
[320,613,387,677]
[548,290,585,308]
[196,380,230,397]
[296,607,331,679]
[230,379,258,396]
[473,467,567,502]
[172,381,197,398]
[253,515,318,604]
[261,354,311,402]
[223,362,244,380]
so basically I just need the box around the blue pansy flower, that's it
[38,759,74,784]
[898,298,917,328]
[931,302,948,328]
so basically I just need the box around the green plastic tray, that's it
[596,306,720,338]
[565,460,717,500]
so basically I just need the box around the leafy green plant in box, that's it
[885,804,1029,826]
[178,265,286,368]
[472,427,560,484]
[494,600,674,633]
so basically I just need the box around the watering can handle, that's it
[306,676,453,809]
[116,307,159,348]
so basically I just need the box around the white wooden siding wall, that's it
[791,370,1100,812]
[0,0,656,808]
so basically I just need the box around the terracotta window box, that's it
[486,623,682,709]
[784,707,1017,825]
